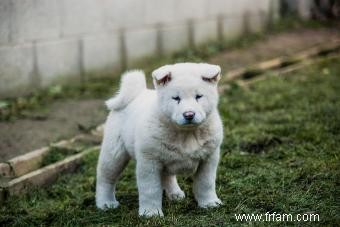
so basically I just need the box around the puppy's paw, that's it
[198,198,222,208]
[167,190,185,201]
[139,208,164,217]
[96,200,120,210]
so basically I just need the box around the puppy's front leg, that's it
[137,156,163,217]
[193,148,222,208]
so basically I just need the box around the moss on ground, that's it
[1,55,339,226]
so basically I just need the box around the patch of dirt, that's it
[210,27,340,72]
[0,99,107,161]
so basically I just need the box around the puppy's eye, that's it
[172,96,181,103]
[196,94,203,101]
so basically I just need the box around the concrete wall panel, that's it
[11,0,60,42]
[60,0,106,36]
[194,19,218,46]
[174,0,208,20]
[144,0,177,25]
[0,45,33,96]
[36,39,80,86]
[222,16,244,40]
[162,24,189,53]
[0,0,280,97]
[83,34,121,74]
[0,0,11,44]
[125,28,157,66]
[206,0,233,16]
[103,0,145,29]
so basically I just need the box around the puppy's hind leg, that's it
[162,175,185,201]
[96,126,129,209]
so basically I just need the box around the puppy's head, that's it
[152,63,221,128]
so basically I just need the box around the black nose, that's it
[183,111,195,121]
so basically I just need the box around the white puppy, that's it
[96,62,223,217]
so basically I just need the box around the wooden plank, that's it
[224,68,247,82]
[91,124,104,137]
[0,163,12,178]
[256,57,285,70]
[8,147,49,178]
[2,131,103,178]
[73,134,102,145]
[233,53,340,89]
[224,57,285,82]
[4,147,98,197]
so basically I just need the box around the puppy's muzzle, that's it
[183,111,195,121]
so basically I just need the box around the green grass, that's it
[1,56,339,226]
[41,139,101,167]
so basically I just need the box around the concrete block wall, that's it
[0,0,280,97]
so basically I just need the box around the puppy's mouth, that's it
[183,120,198,125]
[175,119,202,128]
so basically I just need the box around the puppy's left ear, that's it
[201,64,221,84]
[152,65,172,88]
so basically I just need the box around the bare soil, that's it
[0,100,107,161]
[1,27,339,161]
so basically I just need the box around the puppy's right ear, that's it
[152,66,172,88]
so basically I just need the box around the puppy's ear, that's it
[201,64,221,84]
[152,66,172,87]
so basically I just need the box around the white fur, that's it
[96,63,223,217]
[105,70,146,111]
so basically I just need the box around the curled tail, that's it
[106,70,146,111]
